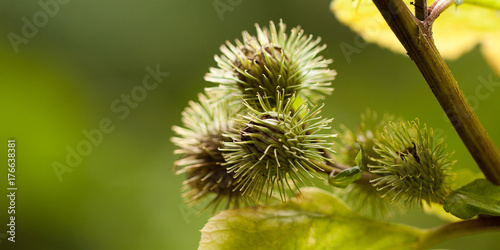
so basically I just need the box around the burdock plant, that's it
[171,91,249,211]
[222,93,334,202]
[205,20,336,108]
[370,120,455,206]
[173,8,500,248]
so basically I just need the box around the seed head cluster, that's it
[172,21,454,214]
[172,20,336,210]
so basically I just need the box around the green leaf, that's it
[444,179,500,219]
[354,143,369,171]
[199,188,426,249]
[328,166,363,188]
[355,144,364,168]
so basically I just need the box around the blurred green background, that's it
[1,0,499,249]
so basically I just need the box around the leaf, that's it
[462,0,500,9]
[199,188,426,249]
[444,178,500,219]
[328,166,363,188]
[355,144,364,168]
[330,0,500,75]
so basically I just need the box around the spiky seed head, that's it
[205,20,336,109]
[370,119,455,206]
[221,93,335,202]
[171,91,250,211]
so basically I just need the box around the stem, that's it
[312,159,375,183]
[425,0,453,27]
[415,0,428,21]
[331,161,376,183]
[418,217,500,249]
[371,0,500,185]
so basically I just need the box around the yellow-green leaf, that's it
[331,0,500,74]
[199,188,427,249]
[462,0,500,10]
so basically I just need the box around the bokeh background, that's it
[1,0,499,249]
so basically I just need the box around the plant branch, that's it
[312,158,376,184]
[415,0,428,21]
[418,216,500,249]
[331,161,376,183]
[312,157,376,183]
[425,0,453,29]
[371,0,500,185]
